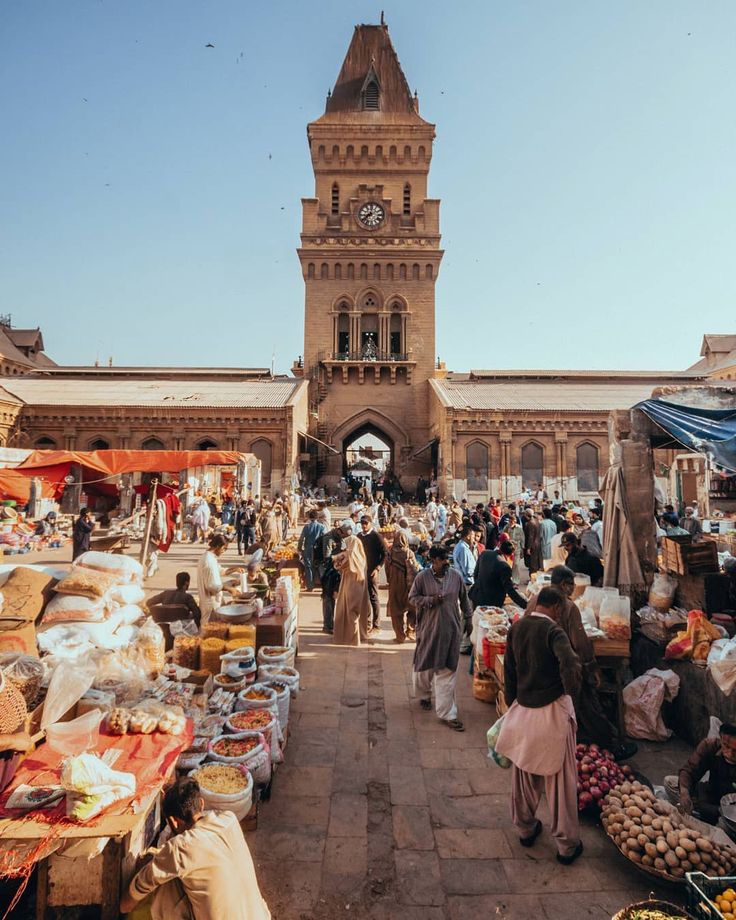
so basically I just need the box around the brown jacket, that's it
[526,594,601,686]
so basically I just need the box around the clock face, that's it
[357,202,385,229]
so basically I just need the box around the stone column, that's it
[499,433,512,501]
[555,433,568,498]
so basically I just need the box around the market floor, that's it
[248,587,682,920]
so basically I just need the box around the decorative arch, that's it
[332,294,355,312]
[141,436,165,451]
[331,408,411,457]
[356,288,383,311]
[576,441,600,492]
[88,437,110,451]
[35,436,56,450]
[520,441,545,490]
[250,438,273,489]
[320,262,329,280]
[196,438,219,451]
[388,295,408,311]
[307,263,315,280]
[466,440,489,492]
[412,263,420,280]
[425,264,433,280]
[347,263,355,280]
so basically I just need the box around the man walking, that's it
[357,514,387,631]
[409,545,472,732]
[471,539,528,609]
[452,523,476,654]
[320,520,353,634]
[297,509,326,591]
[496,587,583,864]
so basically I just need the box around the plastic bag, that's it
[55,569,118,599]
[708,636,736,694]
[43,593,108,624]
[579,605,605,639]
[487,716,511,769]
[45,709,103,756]
[41,657,97,729]
[74,551,143,585]
[135,619,165,677]
[623,668,680,741]
[649,573,677,612]
[599,595,631,641]
[170,619,199,638]
[60,752,136,822]
[107,583,145,606]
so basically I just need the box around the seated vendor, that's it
[148,572,202,626]
[121,777,271,920]
[526,565,636,761]
[33,511,57,537]
[666,723,736,824]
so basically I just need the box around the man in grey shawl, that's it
[409,544,472,731]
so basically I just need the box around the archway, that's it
[342,423,394,499]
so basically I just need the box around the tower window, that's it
[363,81,379,110]
[403,183,411,215]
[331,183,339,215]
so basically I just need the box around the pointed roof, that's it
[319,24,427,124]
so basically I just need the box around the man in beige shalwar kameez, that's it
[496,586,583,864]
[121,778,270,920]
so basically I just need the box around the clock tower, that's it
[297,21,443,487]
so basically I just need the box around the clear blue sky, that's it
[1,1,734,373]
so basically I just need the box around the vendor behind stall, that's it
[196,534,242,626]
[34,511,57,537]
[121,777,271,920]
[665,723,736,824]
[560,532,603,586]
[149,572,202,626]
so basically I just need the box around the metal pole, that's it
[139,478,158,574]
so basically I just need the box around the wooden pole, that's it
[139,478,159,575]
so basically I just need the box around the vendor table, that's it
[0,726,190,919]
[593,638,630,740]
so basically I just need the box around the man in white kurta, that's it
[496,586,583,863]
[122,779,270,920]
[197,534,229,626]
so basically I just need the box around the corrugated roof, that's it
[467,369,695,380]
[3,378,307,409]
[430,378,698,412]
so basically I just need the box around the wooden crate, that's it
[663,536,718,576]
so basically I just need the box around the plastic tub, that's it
[45,709,103,756]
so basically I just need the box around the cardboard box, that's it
[494,654,504,688]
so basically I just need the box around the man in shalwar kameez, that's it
[409,545,472,731]
[496,586,584,864]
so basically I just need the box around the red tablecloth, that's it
[0,722,192,823]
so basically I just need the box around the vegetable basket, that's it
[612,896,697,919]
[686,871,736,919]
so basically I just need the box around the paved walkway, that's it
[250,589,678,920]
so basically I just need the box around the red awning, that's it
[18,449,247,476]
[0,470,58,503]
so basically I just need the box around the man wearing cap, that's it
[357,515,387,632]
[320,520,353,634]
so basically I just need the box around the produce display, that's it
[711,888,736,919]
[211,737,259,758]
[271,543,298,561]
[193,763,249,794]
[106,705,186,736]
[243,688,272,701]
[601,781,736,880]
[228,710,272,731]
[576,743,632,810]
[622,907,689,920]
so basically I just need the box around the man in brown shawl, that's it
[385,531,420,642]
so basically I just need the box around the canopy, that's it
[635,399,736,473]
[0,470,57,503]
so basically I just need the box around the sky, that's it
[1,0,735,373]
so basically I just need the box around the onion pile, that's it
[576,743,632,811]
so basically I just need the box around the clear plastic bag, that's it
[54,569,118,599]
[649,573,677,612]
[41,657,97,729]
[599,594,631,640]
[43,594,108,624]
[135,619,165,677]
[487,716,511,769]
[73,551,143,585]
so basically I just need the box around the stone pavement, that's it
[249,588,682,920]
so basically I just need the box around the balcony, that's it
[321,349,415,385]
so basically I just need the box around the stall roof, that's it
[17,449,254,476]
[2,377,307,409]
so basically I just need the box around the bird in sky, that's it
[205,43,214,48]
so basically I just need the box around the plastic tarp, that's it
[634,399,736,473]
[18,449,246,476]
[0,470,58,502]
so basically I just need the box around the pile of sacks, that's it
[37,551,148,661]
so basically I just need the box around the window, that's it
[331,183,339,215]
[362,294,377,310]
[363,80,379,110]
[466,442,489,492]
[521,443,544,491]
[141,437,165,451]
[196,439,218,451]
[337,313,350,355]
[35,436,56,449]
[89,438,109,451]
[577,443,600,492]
[403,183,411,215]
[251,439,273,489]
[389,313,402,356]
[361,313,378,355]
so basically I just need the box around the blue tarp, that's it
[634,398,736,473]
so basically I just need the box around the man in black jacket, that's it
[358,515,387,631]
[470,540,528,609]
[560,533,603,586]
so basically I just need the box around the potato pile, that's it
[601,780,736,879]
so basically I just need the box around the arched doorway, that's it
[343,424,393,499]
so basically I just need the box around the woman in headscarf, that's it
[386,531,421,643]
[332,535,372,646]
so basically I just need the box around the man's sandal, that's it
[419,699,432,711]
[444,718,464,732]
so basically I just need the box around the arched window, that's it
[196,438,218,451]
[359,263,368,280]
[141,436,165,451]
[466,442,489,492]
[251,439,273,489]
[373,263,380,280]
[347,263,355,280]
[425,264,433,280]
[403,183,411,215]
[35,436,56,450]
[334,263,342,280]
[389,313,402,357]
[331,182,339,215]
[363,80,379,110]
[386,263,394,280]
[399,264,407,280]
[521,442,544,491]
[577,443,600,492]
[89,438,109,451]
[337,311,350,355]
[307,263,315,280]
[412,264,420,280]
[320,263,329,280]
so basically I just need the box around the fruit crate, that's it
[686,871,736,918]
[663,537,719,576]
